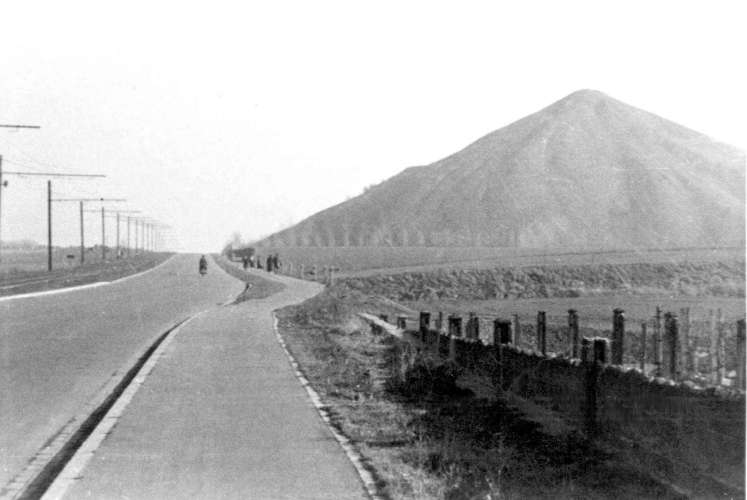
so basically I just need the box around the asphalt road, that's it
[60,269,367,499]
[0,254,245,488]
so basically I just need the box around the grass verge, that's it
[275,284,679,499]
[212,254,286,301]
[0,252,174,297]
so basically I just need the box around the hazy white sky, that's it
[0,0,744,252]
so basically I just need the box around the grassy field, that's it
[0,246,140,275]
[255,245,744,277]
[0,250,173,296]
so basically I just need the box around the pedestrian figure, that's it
[242,256,249,270]
[271,253,278,272]
[257,257,263,270]
[266,255,273,272]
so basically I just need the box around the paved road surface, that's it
[0,255,244,488]
[61,270,368,499]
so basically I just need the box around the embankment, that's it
[340,260,745,301]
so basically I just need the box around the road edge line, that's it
[271,313,386,500]
[0,282,110,303]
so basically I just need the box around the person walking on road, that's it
[198,255,208,276]
[272,253,281,272]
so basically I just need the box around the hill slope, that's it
[258,90,745,249]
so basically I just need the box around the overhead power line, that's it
[0,124,41,129]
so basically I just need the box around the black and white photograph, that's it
[0,1,744,498]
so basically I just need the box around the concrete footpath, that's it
[61,270,369,499]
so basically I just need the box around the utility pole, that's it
[1,171,105,271]
[52,196,124,269]
[127,216,131,257]
[0,155,4,263]
[0,124,40,262]
[101,206,106,260]
[146,221,170,253]
[83,208,138,261]
[80,201,84,263]
[116,212,120,258]
[47,181,52,271]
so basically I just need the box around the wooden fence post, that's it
[680,307,692,374]
[654,306,662,377]
[493,319,512,345]
[568,309,579,358]
[299,263,304,279]
[493,319,511,391]
[593,337,608,365]
[585,338,604,436]
[419,312,431,341]
[664,312,679,380]
[581,337,592,363]
[448,315,462,338]
[639,322,647,372]
[536,311,547,355]
[448,315,461,362]
[513,314,521,348]
[396,316,407,330]
[709,309,718,384]
[432,325,440,355]
[466,312,479,340]
[612,309,625,365]
[737,319,745,390]
[717,309,725,384]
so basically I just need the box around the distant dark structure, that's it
[227,246,255,262]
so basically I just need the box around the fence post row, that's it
[536,311,547,355]
[611,308,625,365]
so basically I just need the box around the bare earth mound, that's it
[259,90,745,250]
